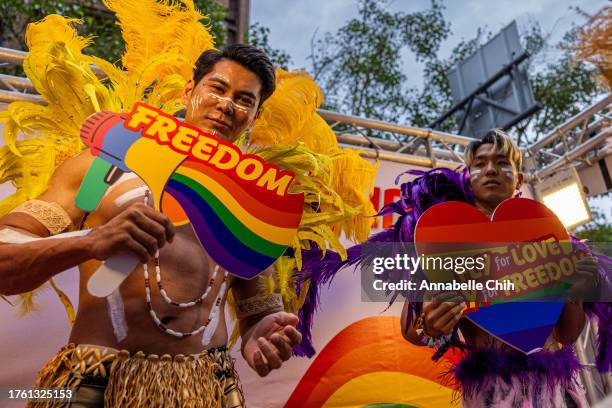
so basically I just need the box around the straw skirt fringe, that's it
[27,344,241,408]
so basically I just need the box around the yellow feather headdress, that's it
[0,0,376,327]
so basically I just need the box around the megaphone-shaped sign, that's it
[77,103,304,297]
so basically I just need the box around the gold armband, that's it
[236,293,284,320]
[10,200,73,235]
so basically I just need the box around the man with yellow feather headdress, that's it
[0,1,377,406]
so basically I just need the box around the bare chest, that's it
[84,175,214,294]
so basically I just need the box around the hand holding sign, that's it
[414,198,576,354]
[77,103,304,297]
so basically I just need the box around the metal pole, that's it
[527,95,611,153]
[339,143,459,169]
[0,47,27,65]
[0,47,104,76]
[534,127,612,179]
[543,117,609,158]
[0,74,35,93]
[337,133,464,162]
[319,109,475,146]
[0,89,45,104]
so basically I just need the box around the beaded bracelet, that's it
[414,312,452,348]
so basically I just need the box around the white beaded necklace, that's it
[142,191,227,344]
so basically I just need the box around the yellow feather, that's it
[330,149,377,242]
[1,1,218,321]
[250,69,322,148]
[274,257,299,313]
[145,74,187,113]
[49,278,75,325]
[103,0,214,79]
[133,52,191,96]
[296,279,311,310]
[250,68,376,258]
[2,1,376,327]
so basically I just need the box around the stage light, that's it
[541,183,591,229]
[535,168,592,230]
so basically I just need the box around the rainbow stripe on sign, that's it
[163,158,304,279]
[414,199,571,354]
[78,105,305,281]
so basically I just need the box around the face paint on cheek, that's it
[190,93,203,115]
[500,164,515,179]
[469,168,483,182]
[186,92,221,137]
[206,92,249,113]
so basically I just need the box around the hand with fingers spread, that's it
[85,202,176,263]
[422,294,467,337]
[241,311,302,377]
[568,255,600,301]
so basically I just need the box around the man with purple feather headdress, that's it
[296,129,611,407]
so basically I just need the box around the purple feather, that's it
[585,301,612,373]
[453,346,582,399]
[293,165,611,373]
[294,166,475,356]
[294,249,344,357]
[570,236,612,373]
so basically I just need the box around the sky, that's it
[251,0,607,81]
[250,0,611,222]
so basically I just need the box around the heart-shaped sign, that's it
[414,198,573,354]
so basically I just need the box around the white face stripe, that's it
[469,168,482,181]
[187,91,235,136]
[499,164,516,179]
[205,92,249,112]
[469,162,516,180]
[193,73,252,113]
[210,73,231,84]
[190,92,203,115]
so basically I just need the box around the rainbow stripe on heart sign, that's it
[79,102,304,279]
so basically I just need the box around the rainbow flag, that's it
[285,316,460,407]
[163,158,304,279]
